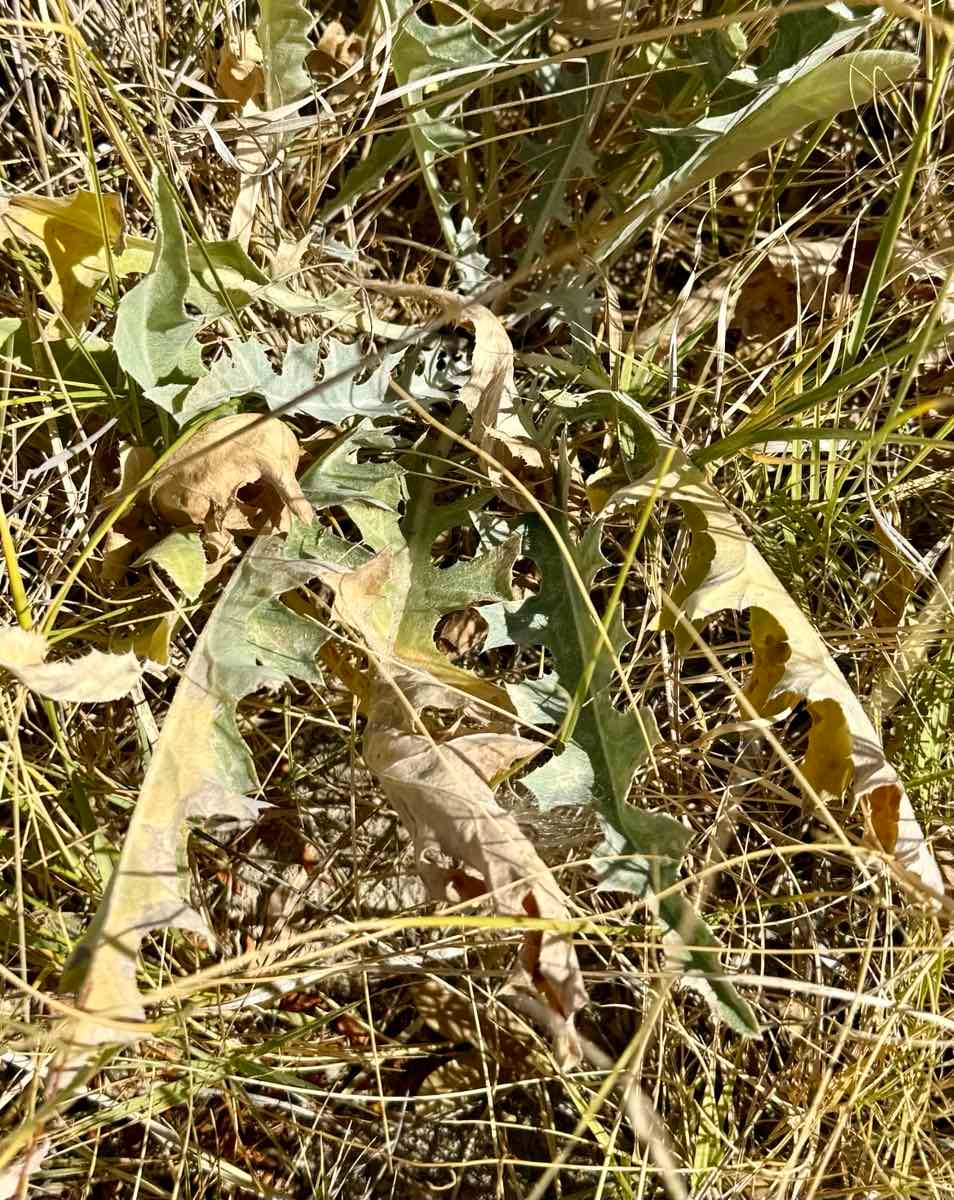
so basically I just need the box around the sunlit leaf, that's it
[113,175,205,410]
[600,432,945,897]
[135,531,207,600]
[0,627,142,703]
[52,534,330,1087]
[0,190,124,332]
[259,0,314,111]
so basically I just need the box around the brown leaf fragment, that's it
[216,31,265,106]
[411,977,533,1097]
[320,540,587,1063]
[314,20,363,70]
[456,304,546,505]
[148,414,313,537]
[0,627,142,702]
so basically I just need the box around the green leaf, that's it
[275,338,405,424]
[113,175,205,409]
[134,531,206,600]
[259,0,314,110]
[300,425,406,551]
[386,0,542,285]
[520,62,598,265]
[177,336,404,425]
[482,510,759,1037]
[117,233,357,321]
[599,49,918,263]
[320,132,412,222]
[55,532,330,1081]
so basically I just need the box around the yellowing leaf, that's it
[0,191,124,332]
[0,627,142,702]
[601,440,945,896]
[148,414,313,536]
[321,547,588,1064]
[135,531,207,600]
[52,535,328,1089]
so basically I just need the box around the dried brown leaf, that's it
[321,544,587,1064]
[148,414,313,538]
[216,32,265,106]
[363,677,585,1064]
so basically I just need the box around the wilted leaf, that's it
[0,190,124,332]
[52,535,329,1087]
[413,293,544,496]
[135,531,207,600]
[148,414,312,536]
[113,174,205,411]
[601,435,945,896]
[317,484,586,1056]
[0,627,142,702]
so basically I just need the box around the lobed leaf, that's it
[481,514,760,1036]
[52,534,330,1087]
[600,436,945,897]
[113,175,205,410]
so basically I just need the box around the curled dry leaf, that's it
[148,414,313,537]
[51,535,328,1089]
[0,627,142,702]
[0,190,124,333]
[310,19,364,73]
[600,438,945,897]
[321,547,587,1064]
[458,303,545,498]
[216,31,265,106]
